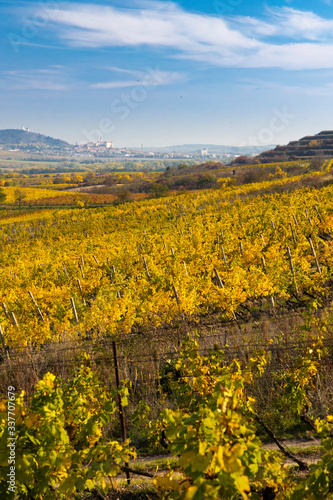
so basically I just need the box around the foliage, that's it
[154,336,333,500]
[0,186,73,203]
[290,416,333,499]
[0,364,135,499]
[13,189,27,207]
[252,334,325,435]
[0,188,6,204]
[0,337,332,498]
[1,174,333,347]
[149,183,170,198]
[155,336,289,499]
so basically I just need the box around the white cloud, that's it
[91,80,141,89]
[237,7,333,41]
[90,68,187,88]
[1,68,71,91]
[237,77,333,96]
[26,2,333,70]
[102,66,141,75]
[42,2,260,50]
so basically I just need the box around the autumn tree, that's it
[0,187,6,204]
[14,189,27,208]
[149,182,170,198]
[309,139,322,148]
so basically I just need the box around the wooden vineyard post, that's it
[70,297,79,325]
[271,220,276,232]
[261,256,266,273]
[314,205,322,223]
[239,241,243,257]
[290,223,297,247]
[11,313,19,329]
[143,257,151,281]
[0,324,10,361]
[305,208,312,226]
[28,291,44,322]
[308,238,321,274]
[62,263,70,280]
[213,268,224,289]
[28,290,37,308]
[286,246,299,295]
[182,261,188,275]
[93,255,99,265]
[77,279,86,305]
[79,264,85,279]
[2,303,9,320]
[112,341,130,485]
[172,285,180,306]
[221,246,228,270]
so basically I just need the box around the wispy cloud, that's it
[29,2,333,70]
[237,77,333,96]
[90,68,187,88]
[102,66,141,75]
[91,80,140,89]
[38,2,259,54]
[235,7,333,41]
[1,67,71,91]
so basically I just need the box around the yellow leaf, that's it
[235,475,250,499]
[154,472,185,491]
[184,486,198,500]
[223,444,243,474]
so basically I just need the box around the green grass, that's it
[131,457,179,473]
[287,445,323,458]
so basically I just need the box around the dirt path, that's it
[262,437,321,450]
[134,437,322,467]
[65,184,105,192]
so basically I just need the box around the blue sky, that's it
[1,0,333,147]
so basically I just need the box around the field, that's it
[0,159,333,499]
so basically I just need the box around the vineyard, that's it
[0,169,332,348]
[0,161,333,499]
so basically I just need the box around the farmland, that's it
[0,159,333,499]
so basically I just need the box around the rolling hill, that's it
[0,129,71,149]
[232,130,333,165]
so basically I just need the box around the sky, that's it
[1,0,333,148]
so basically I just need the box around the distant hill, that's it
[232,131,333,165]
[0,129,71,149]
[147,144,275,155]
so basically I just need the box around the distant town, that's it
[71,141,232,160]
[0,128,272,161]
